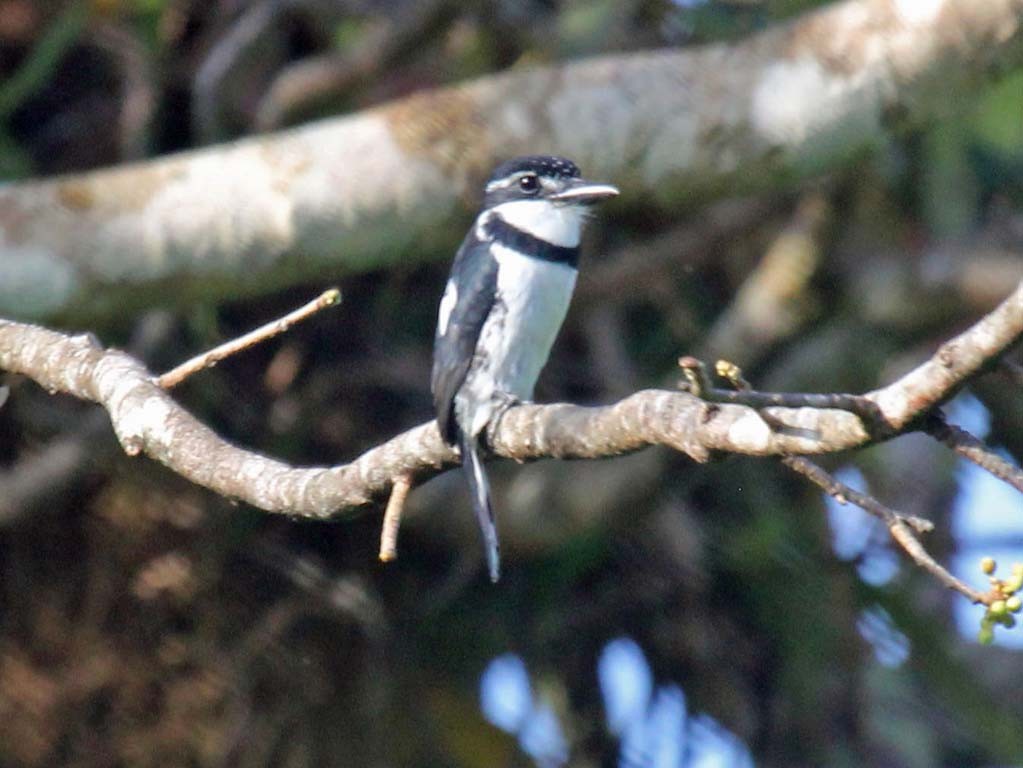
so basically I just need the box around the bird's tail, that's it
[460,431,500,582]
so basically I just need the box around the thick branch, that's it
[2,0,1022,320]
[0,280,1020,519]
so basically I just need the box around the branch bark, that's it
[1,280,1020,520]
[1,0,1021,320]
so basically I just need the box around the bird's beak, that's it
[550,178,619,205]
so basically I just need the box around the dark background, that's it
[1,1,1022,766]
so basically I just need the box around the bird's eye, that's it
[518,174,539,193]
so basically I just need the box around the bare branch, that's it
[157,287,341,389]
[781,455,988,603]
[780,456,928,533]
[0,281,1020,522]
[379,476,412,563]
[887,519,990,605]
[923,413,1023,495]
[707,356,987,604]
[678,356,887,434]
[3,0,1023,320]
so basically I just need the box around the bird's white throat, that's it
[489,200,584,247]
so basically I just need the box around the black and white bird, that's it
[431,155,618,582]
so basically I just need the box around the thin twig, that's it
[711,359,986,604]
[678,356,889,432]
[784,454,985,602]
[781,455,930,531]
[157,288,341,389]
[922,412,1023,494]
[379,476,412,563]
[711,359,926,529]
[888,520,989,604]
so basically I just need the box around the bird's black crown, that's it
[483,155,585,206]
[488,155,580,183]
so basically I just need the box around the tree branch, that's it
[705,356,990,606]
[156,287,341,389]
[922,413,1023,494]
[0,280,1020,521]
[2,0,1022,320]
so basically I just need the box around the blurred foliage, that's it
[1,0,1023,767]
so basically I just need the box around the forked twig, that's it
[703,358,991,605]
[786,454,987,603]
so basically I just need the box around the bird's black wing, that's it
[431,232,499,445]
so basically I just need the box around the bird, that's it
[431,155,619,582]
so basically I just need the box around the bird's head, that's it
[481,155,618,247]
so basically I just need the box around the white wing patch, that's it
[474,210,492,241]
[437,279,457,336]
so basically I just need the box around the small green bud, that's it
[1000,614,1017,629]
[981,557,996,575]
[990,600,1008,617]
[1006,596,1022,613]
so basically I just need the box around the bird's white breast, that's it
[491,241,577,396]
[459,242,577,436]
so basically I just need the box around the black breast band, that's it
[484,215,579,268]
